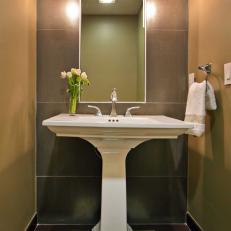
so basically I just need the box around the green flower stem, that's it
[69,95,78,114]
[69,84,79,114]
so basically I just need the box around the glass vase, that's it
[69,85,80,115]
[69,96,78,115]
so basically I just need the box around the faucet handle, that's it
[125,106,140,117]
[88,105,103,116]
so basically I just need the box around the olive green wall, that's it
[0,0,36,230]
[188,0,231,230]
[81,15,143,101]
[137,6,145,101]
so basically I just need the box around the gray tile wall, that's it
[37,0,188,226]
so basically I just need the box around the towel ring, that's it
[198,63,212,91]
[198,63,212,79]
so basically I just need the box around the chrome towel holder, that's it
[198,63,212,91]
[198,63,212,79]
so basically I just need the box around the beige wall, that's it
[0,0,36,230]
[188,0,231,230]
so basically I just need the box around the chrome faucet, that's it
[88,105,102,116]
[110,88,118,117]
[125,106,140,117]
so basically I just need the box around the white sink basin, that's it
[42,113,193,231]
[42,114,193,139]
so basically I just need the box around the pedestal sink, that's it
[42,114,193,231]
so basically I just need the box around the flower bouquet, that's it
[61,68,90,115]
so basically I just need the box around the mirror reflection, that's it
[80,0,146,102]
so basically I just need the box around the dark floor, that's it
[35,224,191,231]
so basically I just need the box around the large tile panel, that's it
[127,137,187,177]
[37,0,80,30]
[146,30,188,103]
[127,177,187,224]
[37,177,101,224]
[37,29,79,102]
[146,0,188,30]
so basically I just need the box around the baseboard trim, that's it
[36,224,93,229]
[25,213,37,231]
[186,212,203,231]
[132,224,189,230]
[34,224,189,230]
[26,213,196,231]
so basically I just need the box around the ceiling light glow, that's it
[99,0,116,4]
[146,2,157,20]
[66,1,79,23]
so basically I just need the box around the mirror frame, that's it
[79,0,147,103]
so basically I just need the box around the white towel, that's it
[185,81,206,137]
[206,81,217,110]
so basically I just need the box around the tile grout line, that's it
[36,175,187,178]
[148,28,188,32]
[37,101,187,105]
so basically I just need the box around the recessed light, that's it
[146,2,157,20]
[65,1,79,23]
[99,0,116,4]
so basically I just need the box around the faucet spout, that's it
[110,88,118,117]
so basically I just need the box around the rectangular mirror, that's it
[80,0,146,102]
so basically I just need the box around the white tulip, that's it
[81,72,88,80]
[71,68,77,75]
[71,68,81,76]
[61,71,67,79]
[67,72,72,78]
[76,68,81,76]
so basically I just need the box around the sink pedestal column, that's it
[86,138,147,231]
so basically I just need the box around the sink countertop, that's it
[42,114,194,129]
